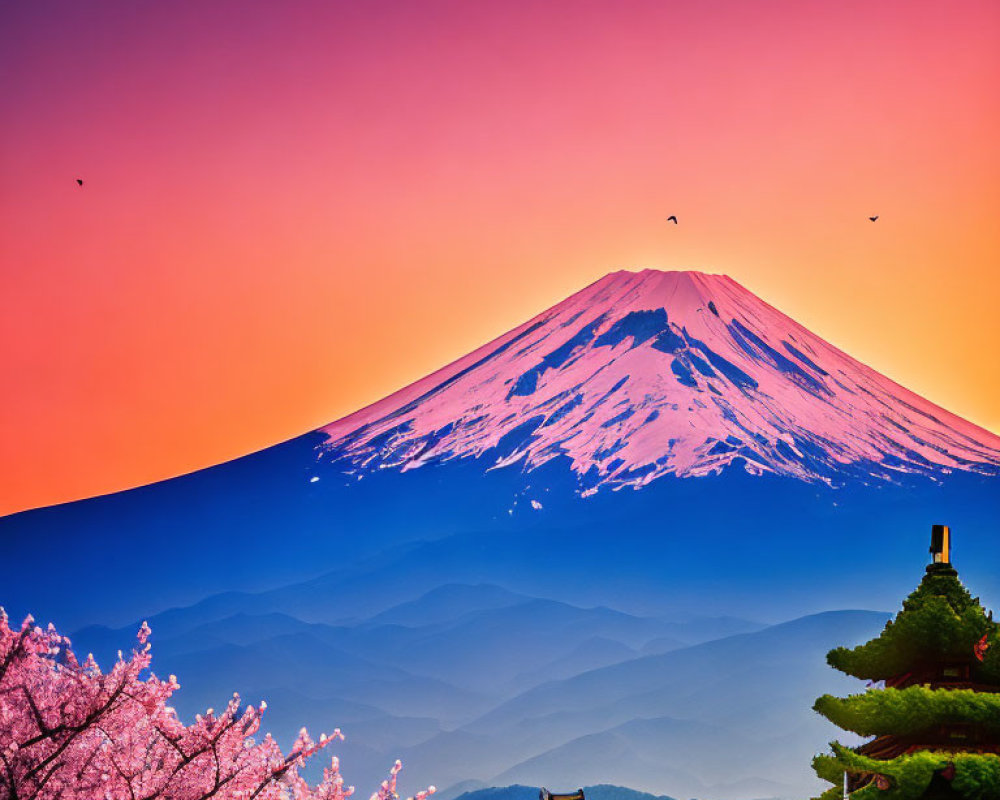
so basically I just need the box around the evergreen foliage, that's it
[812,566,1000,799]
[814,686,1000,737]
[812,745,1000,800]
[826,570,1000,683]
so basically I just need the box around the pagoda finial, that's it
[927,524,957,575]
[930,524,950,564]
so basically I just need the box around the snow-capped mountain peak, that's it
[319,269,1000,492]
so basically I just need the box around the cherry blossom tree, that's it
[0,608,436,800]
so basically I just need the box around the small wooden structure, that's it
[539,788,584,800]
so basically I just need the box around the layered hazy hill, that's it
[71,579,887,800]
[449,785,680,800]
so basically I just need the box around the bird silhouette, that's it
[666,215,678,224]
[76,178,83,186]
[869,215,878,222]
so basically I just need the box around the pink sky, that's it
[1,0,998,514]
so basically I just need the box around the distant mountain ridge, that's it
[318,270,1000,492]
[73,582,764,697]
[448,784,680,800]
[69,597,887,800]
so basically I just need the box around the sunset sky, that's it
[1,0,998,516]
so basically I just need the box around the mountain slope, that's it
[489,717,788,800]
[319,270,1000,491]
[368,584,530,627]
[73,587,737,697]
[388,611,888,800]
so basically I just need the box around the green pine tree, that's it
[811,562,1000,799]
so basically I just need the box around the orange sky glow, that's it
[1,0,998,515]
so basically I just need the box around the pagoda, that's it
[811,525,1000,799]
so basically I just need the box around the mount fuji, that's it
[3,268,999,629]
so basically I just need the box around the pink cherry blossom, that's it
[0,607,431,800]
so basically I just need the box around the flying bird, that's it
[869,215,878,222]
[666,215,678,224]
[76,178,83,186]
